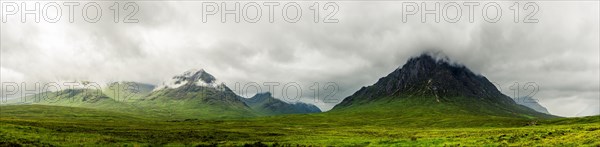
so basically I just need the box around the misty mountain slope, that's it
[332,53,556,119]
[3,69,326,119]
[13,89,109,104]
[514,96,551,114]
[5,88,142,113]
[241,92,321,115]
[103,81,156,102]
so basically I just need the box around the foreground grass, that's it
[1,105,599,146]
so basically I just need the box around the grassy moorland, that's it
[1,100,598,146]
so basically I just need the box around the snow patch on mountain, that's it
[156,68,225,90]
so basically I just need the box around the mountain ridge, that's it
[241,92,321,115]
[6,69,323,119]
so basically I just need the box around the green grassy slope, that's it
[102,82,155,103]
[5,89,130,110]
[141,86,259,119]
[260,96,554,129]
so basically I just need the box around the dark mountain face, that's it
[332,53,553,118]
[242,92,273,106]
[242,92,321,115]
[336,54,513,107]
[291,103,322,113]
[171,69,217,86]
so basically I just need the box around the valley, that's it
[1,54,598,146]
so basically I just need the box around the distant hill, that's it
[241,92,321,115]
[514,96,551,114]
[103,81,155,102]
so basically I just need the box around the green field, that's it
[1,103,598,146]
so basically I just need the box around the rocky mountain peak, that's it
[254,92,273,97]
[334,53,516,108]
[158,68,224,90]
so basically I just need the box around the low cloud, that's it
[1,1,598,116]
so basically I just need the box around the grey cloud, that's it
[1,1,598,116]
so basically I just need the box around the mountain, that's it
[332,53,555,119]
[155,69,223,90]
[23,88,112,105]
[2,81,155,106]
[140,68,323,118]
[103,81,156,102]
[141,69,258,119]
[514,96,551,114]
[3,70,257,119]
[2,80,115,105]
[241,92,321,115]
[7,87,143,114]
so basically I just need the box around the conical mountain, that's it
[148,69,237,101]
[143,69,257,119]
[332,53,554,119]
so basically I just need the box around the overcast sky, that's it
[1,1,598,117]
